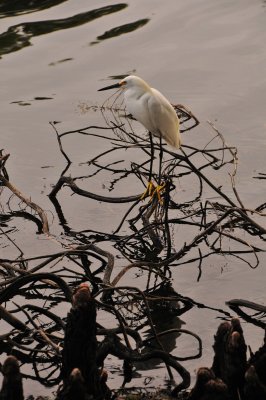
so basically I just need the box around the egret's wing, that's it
[148,88,181,148]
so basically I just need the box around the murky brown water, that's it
[1,0,266,396]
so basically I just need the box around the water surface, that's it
[1,0,266,396]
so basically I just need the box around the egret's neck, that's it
[124,84,151,101]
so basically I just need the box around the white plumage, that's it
[99,75,181,149]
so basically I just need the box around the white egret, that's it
[98,75,181,149]
[98,75,181,202]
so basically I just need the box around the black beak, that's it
[98,82,121,91]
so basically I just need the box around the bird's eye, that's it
[120,80,126,86]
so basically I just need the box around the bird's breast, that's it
[124,90,154,131]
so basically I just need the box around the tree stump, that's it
[57,283,109,399]
[0,355,24,400]
[211,318,247,400]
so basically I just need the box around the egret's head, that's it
[98,75,149,92]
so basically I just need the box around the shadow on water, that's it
[91,18,150,45]
[0,3,128,58]
[0,0,68,18]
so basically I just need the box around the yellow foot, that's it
[152,182,166,205]
[140,181,156,200]
[140,181,166,205]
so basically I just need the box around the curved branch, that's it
[0,174,49,234]
[49,175,141,203]
[0,273,72,304]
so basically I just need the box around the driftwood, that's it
[0,156,49,234]
[227,299,266,329]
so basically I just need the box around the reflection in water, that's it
[136,311,183,371]
[91,18,150,45]
[0,3,128,58]
[0,0,68,18]
[11,97,54,106]
[49,57,73,66]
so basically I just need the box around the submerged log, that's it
[0,355,24,400]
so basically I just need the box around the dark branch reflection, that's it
[0,0,68,18]
[91,18,150,45]
[0,3,128,58]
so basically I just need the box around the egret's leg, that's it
[151,135,166,205]
[140,132,155,200]
[148,131,154,182]
[158,134,163,185]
